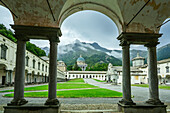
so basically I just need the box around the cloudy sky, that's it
[0,5,169,50]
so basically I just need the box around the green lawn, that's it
[132,84,170,90]
[4,88,122,98]
[67,78,84,83]
[93,79,106,82]
[0,83,98,93]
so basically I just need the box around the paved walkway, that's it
[84,79,170,103]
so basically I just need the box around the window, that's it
[166,66,169,73]
[38,62,40,70]
[1,44,8,60]
[42,64,44,71]
[157,68,160,73]
[45,66,47,72]
[33,60,36,68]
[26,56,29,66]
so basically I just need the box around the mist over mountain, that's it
[41,39,170,66]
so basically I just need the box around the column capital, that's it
[144,42,160,47]
[117,32,162,46]
[49,37,60,43]
[11,25,62,40]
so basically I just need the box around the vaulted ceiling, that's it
[0,0,169,33]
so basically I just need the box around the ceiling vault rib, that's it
[126,0,150,27]
[157,19,170,28]
[46,0,56,21]
[0,0,18,18]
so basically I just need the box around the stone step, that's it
[61,110,122,113]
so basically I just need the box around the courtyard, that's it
[0,79,170,112]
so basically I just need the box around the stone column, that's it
[45,38,59,105]
[146,44,163,105]
[9,70,13,85]
[5,70,9,85]
[119,45,135,105]
[9,39,28,105]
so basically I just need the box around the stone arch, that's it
[0,5,14,25]
[0,64,8,85]
[165,75,170,84]
[58,1,123,33]
[158,18,170,33]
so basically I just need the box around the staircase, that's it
[60,104,121,113]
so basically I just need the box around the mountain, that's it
[157,43,170,61]
[41,40,170,66]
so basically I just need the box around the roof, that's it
[41,56,49,61]
[77,55,85,62]
[68,71,106,74]
[111,66,143,72]
[157,58,170,64]
[132,53,145,61]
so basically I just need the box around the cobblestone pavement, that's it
[84,79,170,103]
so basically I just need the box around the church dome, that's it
[77,55,85,62]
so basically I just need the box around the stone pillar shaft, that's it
[119,45,135,105]
[122,45,131,100]
[49,41,57,99]
[9,70,13,84]
[146,46,163,105]
[148,46,158,99]
[45,40,59,105]
[6,70,9,84]
[9,40,28,105]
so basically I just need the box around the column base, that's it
[146,99,164,105]
[4,103,60,113]
[119,99,136,105]
[118,102,167,113]
[8,99,28,106]
[45,98,60,105]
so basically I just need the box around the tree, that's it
[0,24,46,57]
[72,62,82,71]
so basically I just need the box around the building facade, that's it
[0,34,65,86]
[157,58,170,84]
[106,53,147,84]
[66,71,106,81]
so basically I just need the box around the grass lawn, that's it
[4,88,122,98]
[67,78,84,83]
[93,79,106,82]
[132,84,170,90]
[0,79,98,93]
[0,83,98,93]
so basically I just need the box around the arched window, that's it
[1,44,8,60]
[45,66,47,72]
[33,59,36,68]
[157,67,160,73]
[38,62,40,70]
[166,66,169,73]
[42,64,44,71]
[26,56,29,66]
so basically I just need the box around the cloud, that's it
[0,6,14,30]
[60,10,120,49]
